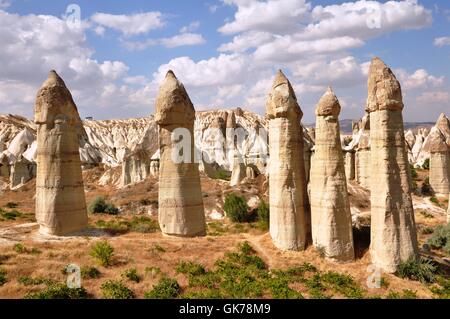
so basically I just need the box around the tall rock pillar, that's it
[367,58,418,273]
[35,71,87,235]
[310,88,354,262]
[155,71,206,237]
[266,70,309,251]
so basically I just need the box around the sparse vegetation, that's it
[214,169,230,181]
[419,210,434,219]
[0,209,22,220]
[4,202,18,209]
[18,276,54,286]
[81,266,101,279]
[430,277,450,299]
[93,216,159,234]
[426,223,450,255]
[90,241,114,267]
[421,177,432,196]
[144,277,181,299]
[89,196,119,215]
[422,158,430,170]
[257,200,269,230]
[396,258,438,283]
[100,280,134,299]
[176,261,206,276]
[24,283,87,299]
[223,193,251,223]
[0,268,6,286]
[122,268,142,283]
[13,243,41,255]
[387,289,417,299]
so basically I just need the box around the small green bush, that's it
[387,289,417,299]
[122,268,142,283]
[223,193,250,223]
[144,277,181,299]
[0,268,6,286]
[90,241,114,267]
[427,224,450,255]
[100,280,134,299]
[421,177,432,196]
[257,200,269,230]
[422,158,430,170]
[409,165,418,179]
[430,276,450,299]
[18,276,54,286]
[396,258,438,283]
[176,261,206,276]
[89,197,119,215]
[13,243,41,255]
[24,283,87,299]
[214,169,230,181]
[81,266,101,279]
[1,210,22,220]
[5,202,18,209]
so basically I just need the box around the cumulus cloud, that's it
[417,91,450,103]
[180,21,200,33]
[91,12,165,36]
[0,0,11,9]
[395,68,444,90]
[124,33,206,50]
[434,36,450,47]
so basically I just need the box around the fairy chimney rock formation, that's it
[310,87,354,262]
[266,70,310,251]
[155,70,206,237]
[366,58,418,273]
[35,70,88,235]
[428,125,450,195]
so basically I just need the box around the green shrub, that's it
[387,289,417,299]
[396,258,438,283]
[422,158,430,170]
[24,283,87,299]
[223,193,250,223]
[214,169,230,181]
[421,177,432,195]
[430,276,450,299]
[144,277,181,299]
[89,197,119,215]
[90,241,114,267]
[122,268,142,283]
[13,243,41,255]
[129,216,159,233]
[257,200,269,230]
[100,280,134,299]
[176,261,206,276]
[1,210,22,220]
[321,271,364,299]
[427,224,450,255]
[81,266,101,279]
[5,202,18,209]
[18,276,54,286]
[409,165,418,179]
[0,268,6,286]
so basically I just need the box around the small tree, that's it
[90,241,114,267]
[223,193,250,222]
[89,197,119,215]
[257,200,270,230]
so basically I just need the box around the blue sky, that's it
[0,0,449,122]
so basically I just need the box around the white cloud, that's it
[395,68,444,90]
[160,33,206,48]
[219,0,311,34]
[218,31,273,52]
[434,36,450,47]
[91,12,165,36]
[417,91,450,103]
[124,76,149,86]
[124,33,206,50]
[94,25,106,36]
[180,21,200,33]
[0,0,11,9]
[209,5,219,13]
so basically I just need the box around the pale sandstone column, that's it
[35,71,87,235]
[367,58,418,273]
[344,151,355,181]
[266,70,309,251]
[155,71,206,237]
[310,88,354,262]
[428,120,450,196]
[447,193,450,223]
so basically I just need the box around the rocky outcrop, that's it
[428,115,450,196]
[34,71,88,235]
[266,70,310,251]
[155,70,206,237]
[366,58,418,273]
[310,88,354,262]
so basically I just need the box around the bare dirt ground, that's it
[0,167,448,299]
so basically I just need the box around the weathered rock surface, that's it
[155,70,206,237]
[428,115,450,195]
[366,58,418,273]
[266,70,310,251]
[34,71,88,235]
[310,88,354,262]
